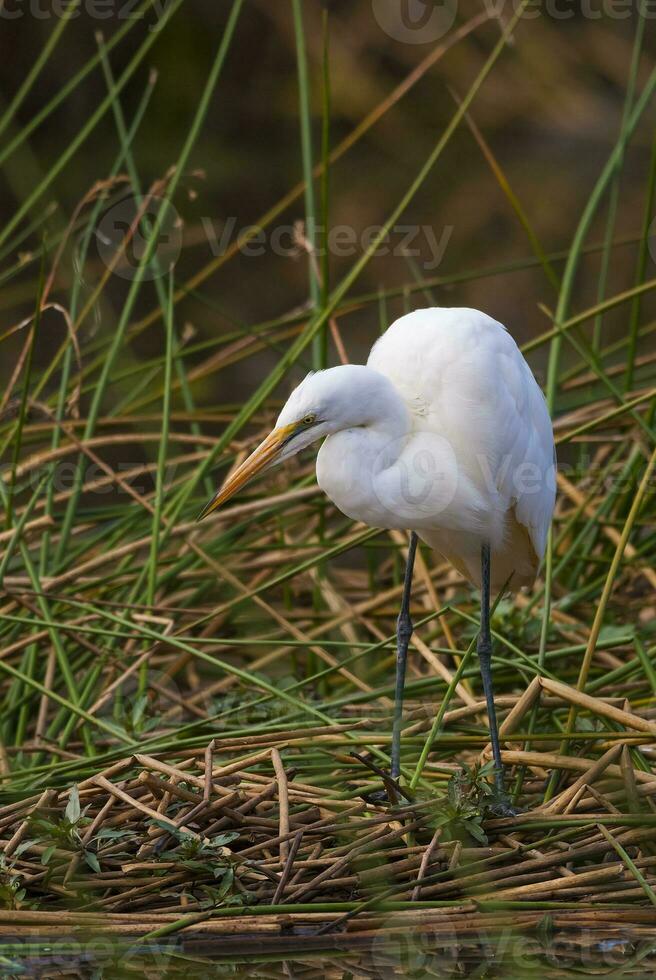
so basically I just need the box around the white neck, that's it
[315,367,410,526]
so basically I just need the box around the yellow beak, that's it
[197,422,299,520]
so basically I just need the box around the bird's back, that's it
[367,308,556,589]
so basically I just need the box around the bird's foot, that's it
[363,776,408,807]
[352,752,413,806]
[489,800,521,818]
[488,789,522,818]
[364,787,394,806]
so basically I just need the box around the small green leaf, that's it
[131,694,149,728]
[212,832,239,847]
[95,827,132,840]
[465,820,488,845]
[84,851,101,873]
[598,623,633,643]
[152,818,181,837]
[65,786,81,825]
[215,866,234,897]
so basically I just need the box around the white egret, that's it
[199,307,556,804]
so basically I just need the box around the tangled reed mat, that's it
[2,684,656,949]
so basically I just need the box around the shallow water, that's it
[2,929,656,978]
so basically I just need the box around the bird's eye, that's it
[302,413,316,425]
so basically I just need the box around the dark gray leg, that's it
[477,542,506,797]
[391,532,418,781]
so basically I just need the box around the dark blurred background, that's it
[2,0,656,405]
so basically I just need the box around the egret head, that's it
[197,365,396,519]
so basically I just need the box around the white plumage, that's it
[200,306,557,793]
[203,306,555,591]
[283,307,555,592]
[369,307,555,589]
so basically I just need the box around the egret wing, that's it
[367,307,555,562]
